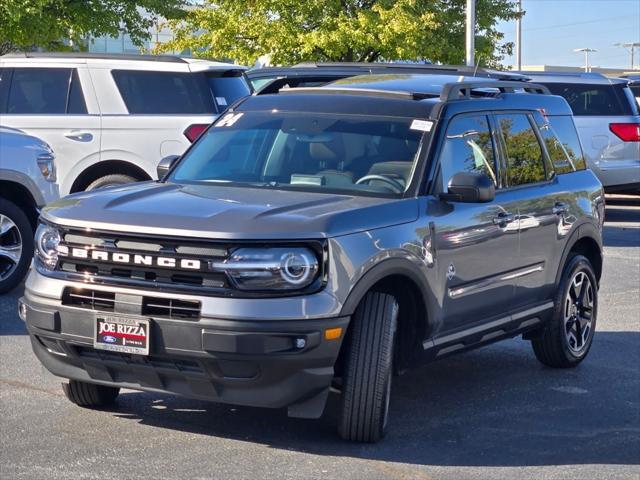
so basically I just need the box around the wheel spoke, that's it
[0,244,21,264]
[0,215,15,236]
[577,276,590,305]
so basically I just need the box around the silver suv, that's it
[523,72,640,194]
[20,75,604,442]
[0,126,59,292]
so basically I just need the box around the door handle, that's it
[493,212,515,225]
[64,130,93,142]
[553,202,568,215]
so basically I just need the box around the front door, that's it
[430,114,520,336]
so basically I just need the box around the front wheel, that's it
[531,255,598,368]
[338,291,398,443]
[0,199,33,294]
[85,174,138,191]
[62,380,120,408]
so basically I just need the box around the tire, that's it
[0,199,34,294]
[531,254,598,368]
[62,380,119,407]
[338,291,398,443]
[85,174,138,191]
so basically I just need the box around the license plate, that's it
[94,314,150,356]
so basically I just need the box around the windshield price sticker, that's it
[410,119,433,132]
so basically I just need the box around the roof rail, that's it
[1,52,188,63]
[517,70,607,79]
[277,86,431,100]
[440,81,550,101]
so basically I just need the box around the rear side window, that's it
[438,114,498,190]
[496,113,546,187]
[206,71,251,111]
[112,70,215,114]
[544,82,628,116]
[535,115,587,174]
[4,68,86,114]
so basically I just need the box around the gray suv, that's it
[20,74,605,442]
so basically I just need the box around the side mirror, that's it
[440,171,495,203]
[157,155,180,181]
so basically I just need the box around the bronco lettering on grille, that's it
[65,247,201,270]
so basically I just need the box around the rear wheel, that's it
[0,199,33,294]
[85,174,138,191]
[338,291,398,443]
[531,255,597,368]
[62,380,120,407]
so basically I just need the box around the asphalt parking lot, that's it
[1,199,638,480]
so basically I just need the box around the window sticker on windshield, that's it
[216,96,227,106]
[410,119,433,132]
[215,112,244,127]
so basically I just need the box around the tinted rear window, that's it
[206,72,251,111]
[543,82,633,116]
[7,68,70,114]
[112,70,216,114]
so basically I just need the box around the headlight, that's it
[212,247,320,291]
[36,153,56,182]
[35,223,61,270]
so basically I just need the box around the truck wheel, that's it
[531,255,597,368]
[62,380,120,407]
[85,174,138,191]
[338,291,398,443]
[0,199,33,294]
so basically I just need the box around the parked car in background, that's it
[0,53,251,195]
[521,72,640,194]
[0,126,59,292]
[247,62,528,93]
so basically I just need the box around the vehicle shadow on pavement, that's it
[604,206,639,247]
[111,331,640,468]
[0,286,27,336]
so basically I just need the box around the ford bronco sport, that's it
[20,74,605,443]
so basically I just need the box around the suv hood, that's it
[42,182,418,239]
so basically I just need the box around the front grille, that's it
[62,287,201,320]
[55,228,231,293]
[62,288,115,311]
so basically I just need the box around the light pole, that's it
[614,42,640,70]
[466,0,476,67]
[516,0,522,70]
[573,48,597,72]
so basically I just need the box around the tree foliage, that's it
[0,0,187,55]
[158,0,520,66]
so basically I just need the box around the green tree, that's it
[0,0,187,55]
[157,0,520,66]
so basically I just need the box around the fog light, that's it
[295,338,306,349]
[18,300,27,322]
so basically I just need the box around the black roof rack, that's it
[277,86,429,100]
[255,75,346,95]
[1,52,189,63]
[440,81,550,101]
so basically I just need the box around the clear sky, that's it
[497,0,640,70]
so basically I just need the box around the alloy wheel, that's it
[563,271,594,353]
[0,214,23,281]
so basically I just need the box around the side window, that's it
[67,69,87,114]
[0,68,9,112]
[496,113,546,187]
[535,115,587,174]
[438,115,497,191]
[112,70,215,114]
[7,68,71,114]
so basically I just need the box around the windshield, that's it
[170,111,427,196]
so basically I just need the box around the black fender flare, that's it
[339,258,433,321]
[554,220,603,288]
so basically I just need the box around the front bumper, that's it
[20,293,349,419]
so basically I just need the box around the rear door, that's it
[493,112,569,310]
[0,65,101,196]
[432,114,521,335]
